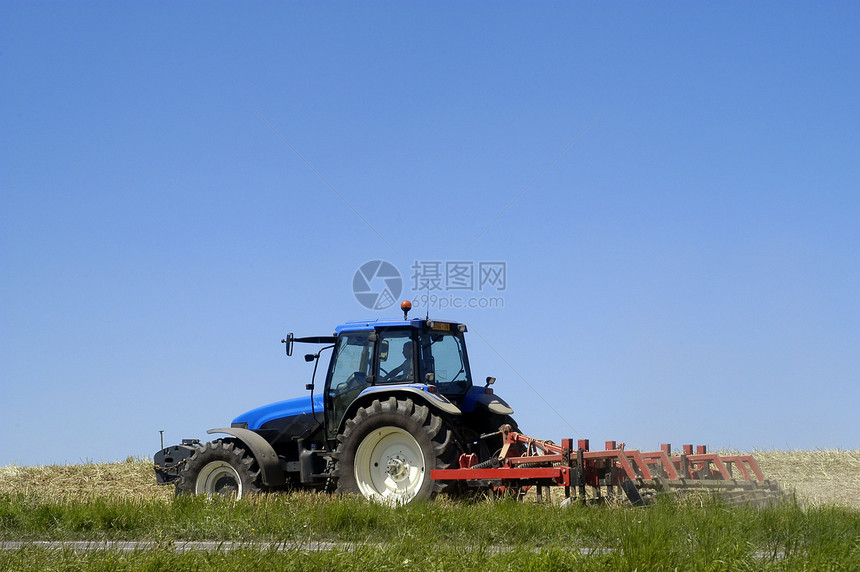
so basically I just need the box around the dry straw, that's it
[1,450,858,508]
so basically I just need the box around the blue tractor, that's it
[154,303,518,503]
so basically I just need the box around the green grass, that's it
[3,544,617,572]
[1,492,858,570]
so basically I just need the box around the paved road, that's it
[0,540,785,559]
[0,540,365,553]
[0,540,618,555]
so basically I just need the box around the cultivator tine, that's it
[621,479,647,506]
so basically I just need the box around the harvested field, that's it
[1,450,858,509]
[0,458,172,503]
[749,449,860,509]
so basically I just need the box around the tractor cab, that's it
[324,317,472,439]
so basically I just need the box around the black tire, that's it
[333,397,459,503]
[176,440,261,499]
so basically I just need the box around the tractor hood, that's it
[231,394,324,431]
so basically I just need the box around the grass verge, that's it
[1,493,858,570]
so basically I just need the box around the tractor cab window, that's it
[419,331,471,395]
[327,332,374,432]
[377,331,415,383]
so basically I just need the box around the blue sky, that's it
[1,2,858,466]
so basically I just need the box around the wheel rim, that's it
[195,461,243,498]
[354,427,425,503]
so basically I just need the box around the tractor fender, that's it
[207,427,286,487]
[338,386,461,434]
[459,385,515,415]
[472,392,514,415]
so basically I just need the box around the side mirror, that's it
[424,372,435,384]
[379,339,389,361]
[281,333,295,356]
[304,354,315,362]
[485,376,496,387]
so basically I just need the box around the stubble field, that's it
[2,449,858,508]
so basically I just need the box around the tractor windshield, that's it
[418,331,471,396]
[374,328,472,396]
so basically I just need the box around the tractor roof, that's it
[335,318,466,334]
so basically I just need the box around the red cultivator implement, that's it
[433,426,783,506]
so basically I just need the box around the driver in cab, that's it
[383,340,414,382]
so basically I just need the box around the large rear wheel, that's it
[334,397,459,504]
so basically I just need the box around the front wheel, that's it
[333,397,459,504]
[176,440,260,499]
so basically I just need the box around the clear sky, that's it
[1,2,858,467]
